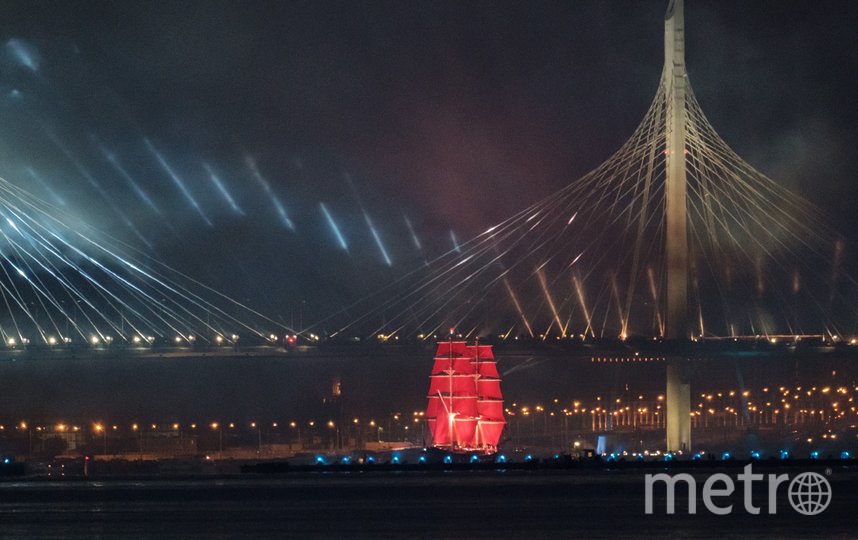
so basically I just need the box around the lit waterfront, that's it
[3,378,858,463]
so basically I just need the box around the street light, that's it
[94,423,107,455]
[131,423,142,460]
[251,422,262,455]
[327,420,339,450]
[369,420,380,442]
[289,421,300,448]
[211,422,223,458]
[20,422,31,460]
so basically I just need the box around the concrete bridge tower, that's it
[664,0,692,453]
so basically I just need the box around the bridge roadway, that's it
[0,336,854,363]
[0,336,856,424]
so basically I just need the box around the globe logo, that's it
[788,472,832,516]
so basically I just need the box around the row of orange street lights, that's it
[502,383,858,435]
[1,419,391,435]
[5,382,858,436]
[2,418,393,458]
[4,382,857,431]
[6,381,857,444]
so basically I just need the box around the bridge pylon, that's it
[664,0,691,453]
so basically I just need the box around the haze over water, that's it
[1,471,855,538]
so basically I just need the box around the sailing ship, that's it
[425,338,505,453]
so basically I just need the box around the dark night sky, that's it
[0,0,857,326]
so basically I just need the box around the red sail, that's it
[452,395,478,418]
[477,399,504,420]
[478,420,506,447]
[427,394,477,417]
[426,395,444,418]
[427,416,452,445]
[435,341,470,358]
[454,417,478,447]
[431,357,476,374]
[428,374,476,396]
[477,378,503,399]
[426,341,504,450]
[473,361,500,378]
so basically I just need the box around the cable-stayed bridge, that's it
[316,0,858,451]
[0,1,854,453]
[325,2,853,344]
[0,2,848,355]
[0,175,298,349]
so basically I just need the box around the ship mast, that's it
[448,327,455,449]
[474,336,481,449]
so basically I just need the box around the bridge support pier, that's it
[663,0,691,454]
[666,359,690,453]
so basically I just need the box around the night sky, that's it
[1,0,857,328]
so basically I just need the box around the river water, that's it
[0,469,854,538]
